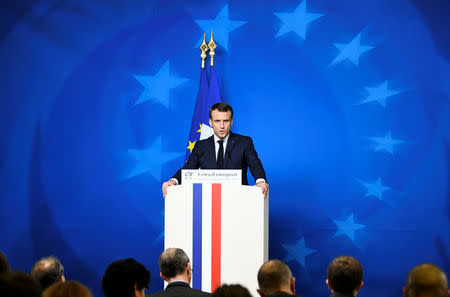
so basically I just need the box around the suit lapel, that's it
[224,132,234,169]
[206,135,217,169]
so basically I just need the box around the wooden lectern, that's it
[165,170,268,296]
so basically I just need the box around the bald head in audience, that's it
[404,264,448,297]
[30,256,65,290]
[257,260,297,297]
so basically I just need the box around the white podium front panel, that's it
[165,183,268,296]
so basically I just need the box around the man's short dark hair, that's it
[0,270,41,297]
[257,260,292,293]
[158,248,190,279]
[30,256,64,290]
[327,256,363,294]
[102,258,150,297]
[213,284,252,297]
[405,264,448,297]
[0,251,10,274]
[209,103,233,119]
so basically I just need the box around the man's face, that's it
[209,110,233,139]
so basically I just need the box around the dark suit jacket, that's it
[173,132,267,185]
[266,291,301,297]
[147,281,211,297]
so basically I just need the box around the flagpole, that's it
[208,30,217,66]
[200,33,209,69]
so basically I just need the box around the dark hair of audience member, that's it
[0,270,41,297]
[158,248,190,279]
[43,280,93,297]
[102,258,150,297]
[0,251,10,274]
[327,255,363,294]
[213,284,252,297]
[30,255,65,290]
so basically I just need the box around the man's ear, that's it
[403,287,408,297]
[209,118,213,127]
[61,275,66,282]
[257,289,265,297]
[160,272,168,282]
[133,283,140,297]
[186,263,191,278]
[230,118,233,127]
[290,277,296,294]
[356,281,363,292]
[326,279,333,291]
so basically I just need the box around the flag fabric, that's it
[185,66,221,161]
[207,65,221,104]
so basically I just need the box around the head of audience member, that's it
[257,259,296,297]
[43,280,93,297]
[102,258,150,297]
[0,251,10,275]
[30,255,65,290]
[404,264,449,297]
[158,248,192,284]
[326,256,363,297]
[213,284,252,297]
[0,270,41,297]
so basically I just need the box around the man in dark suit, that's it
[148,248,210,297]
[162,102,268,197]
[326,256,363,297]
[257,260,300,297]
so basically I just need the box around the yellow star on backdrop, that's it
[187,140,196,153]
[197,124,202,133]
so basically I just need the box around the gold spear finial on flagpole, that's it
[199,33,209,69]
[208,30,217,66]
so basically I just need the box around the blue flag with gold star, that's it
[185,66,220,160]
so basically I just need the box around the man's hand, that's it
[255,181,269,197]
[162,180,177,197]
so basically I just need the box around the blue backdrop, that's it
[0,1,449,297]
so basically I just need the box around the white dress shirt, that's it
[213,133,229,160]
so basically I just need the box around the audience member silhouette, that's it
[403,264,449,297]
[213,284,252,297]
[30,255,65,290]
[0,270,41,297]
[326,256,363,297]
[43,280,93,297]
[102,258,150,297]
[148,248,211,297]
[257,259,300,297]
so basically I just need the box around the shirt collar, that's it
[214,133,230,143]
